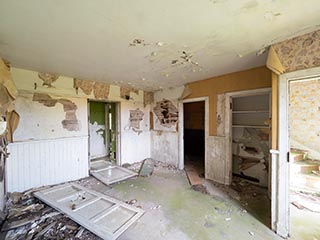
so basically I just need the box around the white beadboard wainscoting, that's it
[6,136,89,192]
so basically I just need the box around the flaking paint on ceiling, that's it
[0,0,320,91]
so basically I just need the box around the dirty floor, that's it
[2,163,318,240]
[104,165,280,240]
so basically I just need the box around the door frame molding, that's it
[178,97,209,170]
[87,100,121,166]
[225,88,271,185]
[276,66,320,238]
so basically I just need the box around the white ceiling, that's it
[0,1,320,91]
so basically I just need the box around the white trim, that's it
[276,66,320,238]
[116,102,121,166]
[178,97,209,170]
[225,88,271,185]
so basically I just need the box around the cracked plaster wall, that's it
[10,67,152,165]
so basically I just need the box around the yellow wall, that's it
[186,66,272,135]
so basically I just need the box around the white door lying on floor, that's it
[34,183,144,240]
[90,160,137,185]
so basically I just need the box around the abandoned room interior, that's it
[0,1,320,239]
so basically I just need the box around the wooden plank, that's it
[34,183,144,240]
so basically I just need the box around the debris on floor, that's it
[0,190,101,240]
[290,191,320,213]
[34,183,144,240]
[139,158,155,177]
[190,184,208,194]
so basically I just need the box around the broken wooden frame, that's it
[34,183,144,240]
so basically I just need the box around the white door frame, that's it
[276,66,320,238]
[178,97,209,170]
[225,88,271,185]
[88,100,121,166]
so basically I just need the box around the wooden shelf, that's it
[232,110,269,114]
[232,125,270,129]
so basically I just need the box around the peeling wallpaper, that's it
[289,79,320,160]
[272,30,320,72]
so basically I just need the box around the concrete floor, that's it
[85,165,281,240]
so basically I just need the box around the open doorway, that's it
[288,78,320,238]
[226,89,272,227]
[88,101,117,169]
[183,101,205,185]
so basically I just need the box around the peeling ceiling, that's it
[0,0,320,91]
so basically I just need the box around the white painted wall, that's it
[7,67,152,192]
[6,136,89,192]
[120,101,151,164]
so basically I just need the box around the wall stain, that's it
[73,78,95,95]
[38,73,59,88]
[33,93,80,131]
[120,86,139,100]
[73,79,110,99]
[93,82,110,99]
[128,108,144,134]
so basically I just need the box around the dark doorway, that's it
[184,101,205,181]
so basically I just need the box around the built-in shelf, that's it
[232,110,269,114]
[232,125,270,129]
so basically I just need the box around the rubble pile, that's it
[0,190,101,240]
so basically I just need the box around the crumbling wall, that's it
[32,93,81,131]
[151,86,184,167]
[153,99,178,129]
[290,79,320,160]
[13,94,87,141]
[272,30,320,73]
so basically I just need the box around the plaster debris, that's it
[120,86,139,100]
[128,108,144,134]
[38,73,59,88]
[1,190,100,240]
[153,99,178,128]
[73,78,95,95]
[93,82,110,99]
[139,158,155,177]
[33,93,80,131]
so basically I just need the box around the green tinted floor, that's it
[103,166,281,240]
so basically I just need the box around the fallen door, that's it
[34,183,144,240]
[90,160,137,185]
